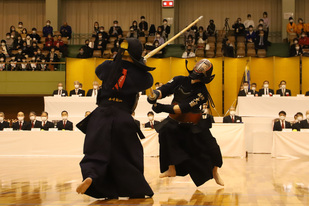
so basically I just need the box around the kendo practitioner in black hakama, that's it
[76,38,154,199]
[147,59,224,187]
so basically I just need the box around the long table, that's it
[271,131,309,158]
[0,124,245,158]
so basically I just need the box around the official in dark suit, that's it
[223,107,242,123]
[40,111,54,130]
[12,111,30,130]
[258,80,274,96]
[56,111,73,131]
[0,112,10,130]
[292,112,303,131]
[86,81,99,97]
[300,110,309,129]
[238,81,253,96]
[53,82,68,96]
[160,19,171,39]
[273,111,292,131]
[28,111,42,130]
[70,81,85,96]
[144,111,160,128]
[250,83,259,96]
[305,91,309,96]
[276,80,291,96]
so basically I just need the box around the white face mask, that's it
[41,117,47,121]
[243,86,248,90]
[252,87,256,91]
[281,85,286,89]
[297,116,303,121]
[30,116,35,121]
[0,117,3,122]
[18,116,24,121]
[148,116,154,121]
[62,116,68,120]
[230,111,236,116]
[279,115,285,120]
[203,109,209,114]
[264,84,269,88]
[58,86,63,90]
[93,85,98,89]
[74,84,80,89]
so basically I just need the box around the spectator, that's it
[276,80,291,96]
[296,18,305,36]
[43,20,53,37]
[38,59,48,71]
[46,47,60,70]
[27,56,38,71]
[292,112,303,131]
[70,81,85,96]
[151,40,164,58]
[85,111,91,117]
[185,34,195,47]
[57,110,73,131]
[244,14,255,29]
[222,38,234,57]
[93,21,100,34]
[9,26,17,39]
[29,42,39,57]
[139,16,148,36]
[300,110,309,128]
[154,33,164,45]
[98,26,109,41]
[255,30,268,51]
[60,22,72,39]
[251,83,258,96]
[258,80,274,96]
[80,39,92,58]
[29,111,42,129]
[262,12,270,34]
[160,19,170,39]
[29,28,41,43]
[54,35,67,54]
[109,20,123,37]
[111,34,124,54]
[25,35,32,47]
[20,58,28,71]
[13,35,24,50]
[127,26,139,38]
[7,56,17,71]
[246,25,256,43]
[148,24,156,36]
[207,19,216,36]
[1,40,9,57]
[223,107,242,123]
[40,111,54,130]
[238,81,253,96]
[0,57,6,71]
[257,19,267,34]
[44,33,54,51]
[0,112,10,130]
[182,45,195,58]
[232,18,245,37]
[16,22,24,34]
[76,48,88,58]
[36,48,44,60]
[87,81,100,97]
[273,111,292,131]
[195,26,207,44]
[21,28,28,36]
[190,22,198,36]
[5,33,14,50]
[144,111,160,129]
[289,43,302,57]
[53,82,68,96]
[298,32,309,48]
[15,48,25,62]
[287,17,297,34]
[12,112,30,130]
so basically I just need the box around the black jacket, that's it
[53,89,68,96]
[28,120,42,129]
[276,89,291,96]
[145,120,160,128]
[238,89,254,96]
[0,121,10,130]
[57,120,73,131]
[223,115,242,123]
[273,120,292,131]
[70,89,85,96]
[12,121,30,130]
[41,121,54,131]
[87,89,99,97]
[258,88,274,96]
[300,119,309,129]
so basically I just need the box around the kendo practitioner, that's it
[147,59,224,187]
[76,38,154,199]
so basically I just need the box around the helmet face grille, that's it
[193,59,212,76]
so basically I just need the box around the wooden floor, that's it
[0,154,308,205]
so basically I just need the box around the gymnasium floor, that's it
[0,154,308,206]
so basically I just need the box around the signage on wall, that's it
[162,0,174,8]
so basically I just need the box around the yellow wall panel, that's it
[250,57,274,90]
[301,57,309,93]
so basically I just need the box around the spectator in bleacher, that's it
[287,17,297,34]
[246,25,256,43]
[190,22,198,35]
[238,81,253,96]
[232,18,246,37]
[7,56,17,71]
[76,48,88,58]
[127,26,139,39]
[258,80,274,96]
[148,24,156,36]
[29,111,42,129]
[21,28,28,36]
[20,58,28,71]
[9,26,17,38]
[27,56,38,71]
[300,110,309,129]
[262,12,270,34]
[244,14,255,29]
[57,110,73,131]
[53,82,68,96]
[139,16,148,37]
[150,40,164,58]
[70,81,85,96]
[251,83,258,96]
[255,30,268,51]
[16,22,24,34]
[93,22,100,34]
[273,111,291,131]
[185,34,195,48]
[109,20,123,37]
[13,35,24,50]
[222,38,234,57]
[276,80,291,96]
[132,21,140,33]
[195,26,207,44]
[144,111,160,129]
[25,35,32,47]
[181,45,195,58]
[5,33,14,50]
[36,48,44,60]
[292,112,303,131]
[223,107,242,123]
[154,33,164,46]
[21,41,31,56]
[1,40,9,57]
[40,111,54,130]
[257,20,267,34]
[298,32,309,48]
[43,20,53,37]
[44,33,54,51]
[160,19,170,39]
[98,26,109,41]
[0,49,5,61]
[289,42,302,57]
[296,18,305,36]
[87,81,99,97]
[15,48,25,62]
[0,112,10,130]
[54,35,67,56]
[0,57,6,71]
[29,28,41,43]
[12,112,30,130]
[88,36,96,52]
[111,34,124,55]
[60,22,72,39]
[206,19,216,36]
[29,42,39,57]
[46,47,60,70]
[80,39,92,58]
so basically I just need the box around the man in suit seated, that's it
[69,81,85,96]
[276,80,291,96]
[251,83,259,96]
[12,111,30,130]
[29,111,42,129]
[86,81,100,97]
[300,110,309,129]
[132,112,140,129]
[305,90,309,96]
[273,110,292,131]
[56,110,73,131]
[292,112,303,131]
[53,82,68,96]
[258,80,274,96]
[223,107,242,123]
[40,111,54,130]
[0,112,10,130]
[238,81,253,96]
[144,111,160,129]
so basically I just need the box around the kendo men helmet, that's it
[188,59,215,84]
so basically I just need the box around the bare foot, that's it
[76,177,92,194]
[159,165,176,178]
[213,172,224,186]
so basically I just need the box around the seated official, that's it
[238,81,253,96]
[53,82,68,96]
[70,81,85,96]
[300,110,309,129]
[132,112,140,129]
[276,80,291,96]
[144,111,160,129]
[202,105,215,128]
[292,112,303,131]
[0,112,10,130]
[258,80,274,96]
[273,111,292,131]
[29,111,42,129]
[56,110,73,131]
[250,83,259,96]
[87,81,100,97]
[305,90,309,96]
[40,111,54,130]
[223,107,242,123]
[12,112,30,130]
